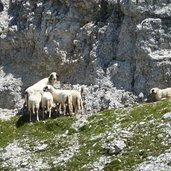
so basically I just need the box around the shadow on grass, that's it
[16,106,30,128]
[16,106,63,128]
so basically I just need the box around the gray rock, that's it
[163,112,171,120]
[135,149,171,171]
[108,140,126,155]
[0,0,171,117]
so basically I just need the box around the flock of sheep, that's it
[24,72,84,122]
[23,71,171,122]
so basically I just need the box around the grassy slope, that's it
[0,100,171,170]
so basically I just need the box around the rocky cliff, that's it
[0,0,171,113]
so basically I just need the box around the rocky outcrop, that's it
[0,0,171,112]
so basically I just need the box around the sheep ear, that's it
[151,88,157,94]
[43,86,47,91]
[49,74,53,82]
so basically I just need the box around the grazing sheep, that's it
[41,91,53,119]
[70,90,84,115]
[44,85,73,116]
[28,91,42,122]
[150,87,171,101]
[24,72,58,107]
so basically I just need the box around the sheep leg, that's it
[58,104,62,115]
[49,109,51,118]
[74,97,79,115]
[30,105,35,122]
[36,108,39,121]
[67,96,73,116]
[29,110,32,122]
[69,103,73,116]
[63,104,66,116]
[48,100,52,118]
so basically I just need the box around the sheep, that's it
[41,91,53,119]
[43,85,73,116]
[150,87,171,101]
[24,72,58,108]
[27,91,42,122]
[70,90,84,115]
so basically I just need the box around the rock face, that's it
[0,0,171,112]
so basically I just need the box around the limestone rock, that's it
[0,0,171,116]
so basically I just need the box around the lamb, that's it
[150,87,171,101]
[24,72,58,107]
[70,90,84,115]
[27,91,42,122]
[41,91,53,119]
[43,85,73,116]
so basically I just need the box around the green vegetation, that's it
[0,100,171,170]
[0,115,76,147]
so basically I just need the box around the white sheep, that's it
[70,90,84,115]
[150,87,171,101]
[24,72,58,107]
[27,91,42,122]
[44,85,73,116]
[41,91,53,119]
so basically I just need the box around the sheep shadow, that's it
[16,106,63,128]
[16,106,30,128]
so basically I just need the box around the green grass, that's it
[0,115,76,147]
[119,101,171,128]
[104,100,171,170]
[1,100,171,170]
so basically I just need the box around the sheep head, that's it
[48,72,59,85]
[43,85,53,93]
[150,88,159,94]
